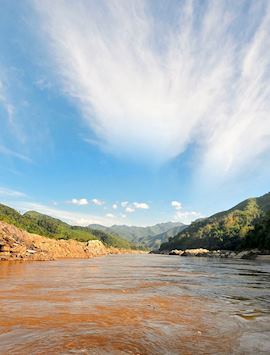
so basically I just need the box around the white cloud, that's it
[126,207,135,213]
[0,187,26,198]
[133,202,149,209]
[0,78,34,161]
[35,0,270,180]
[0,145,32,163]
[106,213,115,218]
[120,213,127,218]
[121,201,129,208]
[0,79,15,125]
[35,77,52,91]
[112,203,118,209]
[171,201,182,210]
[71,198,88,206]
[92,198,104,206]
[174,210,203,224]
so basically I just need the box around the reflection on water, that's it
[0,255,270,354]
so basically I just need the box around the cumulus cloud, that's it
[92,198,104,206]
[171,201,182,210]
[71,198,88,206]
[172,200,202,223]
[133,202,149,209]
[112,203,118,209]
[106,213,115,218]
[35,0,270,180]
[174,210,203,224]
[121,201,129,208]
[126,207,135,213]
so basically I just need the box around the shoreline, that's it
[0,221,144,262]
[151,248,270,260]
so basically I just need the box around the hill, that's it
[242,211,270,250]
[160,192,270,251]
[88,222,187,248]
[0,204,136,249]
[139,225,187,250]
[0,220,143,261]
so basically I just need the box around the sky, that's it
[0,0,270,227]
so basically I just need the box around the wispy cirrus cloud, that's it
[0,79,15,125]
[35,0,270,181]
[0,77,33,163]
[0,144,32,163]
[0,186,26,198]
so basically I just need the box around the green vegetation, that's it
[242,212,270,250]
[160,193,270,251]
[89,222,186,249]
[2,192,269,253]
[0,204,137,249]
[72,227,136,249]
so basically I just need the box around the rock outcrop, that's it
[0,221,141,261]
[182,248,209,257]
[169,249,184,256]
[164,248,265,260]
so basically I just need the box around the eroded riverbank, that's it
[0,221,142,261]
[0,254,270,354]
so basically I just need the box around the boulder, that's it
[182,248,210,257]
[169,249,184,256]
[236,250,259,260]
[0,244,11,253]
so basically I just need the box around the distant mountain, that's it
[0,204,136,250]
[88,222,187,248]
[160,192,270,251]
[142,225,187,250]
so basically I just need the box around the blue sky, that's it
[0,0,270,226]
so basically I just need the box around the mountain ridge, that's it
[160,192,270,251]
[88,221,187,249]
[0,204,138,250]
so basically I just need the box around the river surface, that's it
[0,254,270,354]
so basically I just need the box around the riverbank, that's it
[152,248,270,260]
[0,221,143,261]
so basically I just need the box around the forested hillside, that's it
[160,193,270,251]
[0,204,136,249]
[89,222,186,248]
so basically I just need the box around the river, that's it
[0,254,270,354]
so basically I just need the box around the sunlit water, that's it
[0,254,270,354]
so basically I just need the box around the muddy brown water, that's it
[0,254,270,354]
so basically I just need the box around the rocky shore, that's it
[151,248,269,260]
[0,221,143,261]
